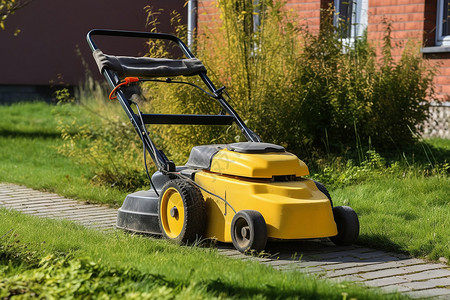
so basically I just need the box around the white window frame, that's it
[436,0,450,46]
[334,0,368,46]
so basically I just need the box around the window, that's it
[333,0,368,44]
[334,0,353,38]
[437,0,450,46]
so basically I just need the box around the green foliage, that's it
[0,255,183,299]
[332,175,450,262]
[142,2,435,163]
[0,102,128,205]
[0,210,404,299]
[55,91,151,191]
[311,148,449,189]
[54,88,74,104]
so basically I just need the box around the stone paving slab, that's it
[1,182,450,299]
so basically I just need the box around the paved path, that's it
[1,183,449,299]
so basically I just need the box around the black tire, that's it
[314,180,333,207]
[158,179,205,244]
[231,210,267,253]
[330,206,359,246]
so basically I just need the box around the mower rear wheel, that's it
[158,179,205,244]
[330,206,359,246]
[231,210,267,253]
[314,180,333,207]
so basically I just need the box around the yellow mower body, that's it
[194,149,338,242]
[90,30,360,253]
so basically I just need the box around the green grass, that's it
[0,102,127,206]
[0,208,405,299]
[332,175,450,261]
[0,101,449,264]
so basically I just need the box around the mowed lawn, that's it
[0,102,127,206]
[0,208,406,299]
[0,102,449,263]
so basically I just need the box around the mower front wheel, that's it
[330,206,359,246]
[231,210,267,253]
[158,179,205,244]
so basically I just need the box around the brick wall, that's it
[367,0,425,55]
[197,0,449,102]
[285,0,321,31]
[198,0,220,35]
[427,54,450,100]
[198,0,327,34]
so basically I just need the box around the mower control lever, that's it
[214,86,226,98]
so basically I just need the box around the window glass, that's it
[442,0,450,36]
[336,0,353,38]
[437,0,450,45]
[333,0,368,45]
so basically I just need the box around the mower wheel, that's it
[330,206,359,246]
[158,179,205,244]
[231,210,267,253]
[314,180,333,207]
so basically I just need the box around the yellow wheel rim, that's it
[160,187,185,238]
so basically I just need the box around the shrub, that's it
[55,84,151,191]
[56,2,436,190]
[143,2,435,163]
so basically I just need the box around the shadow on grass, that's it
[201,277,330,299]
[0,129,61,139]
[357,233,407,256]
[386,141,450,166]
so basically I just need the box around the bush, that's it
[143,2,435,163]
[55,83,150,191]
[56,2,436,189]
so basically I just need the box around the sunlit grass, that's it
[0,208,405,299]
[1,102,449,264]
[332,176,450,261]
[0,102,127,206]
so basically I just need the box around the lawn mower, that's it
[86,29,359,253]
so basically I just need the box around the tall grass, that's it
[55,84,152,191]
[140,2,435,164]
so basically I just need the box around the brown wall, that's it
[0,0,185,86]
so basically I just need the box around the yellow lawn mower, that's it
[87,29,359,253]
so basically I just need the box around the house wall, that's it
[198,0,220,34]
[197,0,449,101]
[0,0,185,101]
[367,0,449,101]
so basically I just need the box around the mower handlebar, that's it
[86,29,195,59]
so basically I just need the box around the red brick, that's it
[371,5,424,15]
[371,0,424,6]
[286,0,318,3]
[285,2,319,10]
[370,13,426,24]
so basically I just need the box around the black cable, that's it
[126,81,232,206]
[140,78,219,99]
[143,144,159,197]
[167,171,236,214]
[131,100,159,196]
